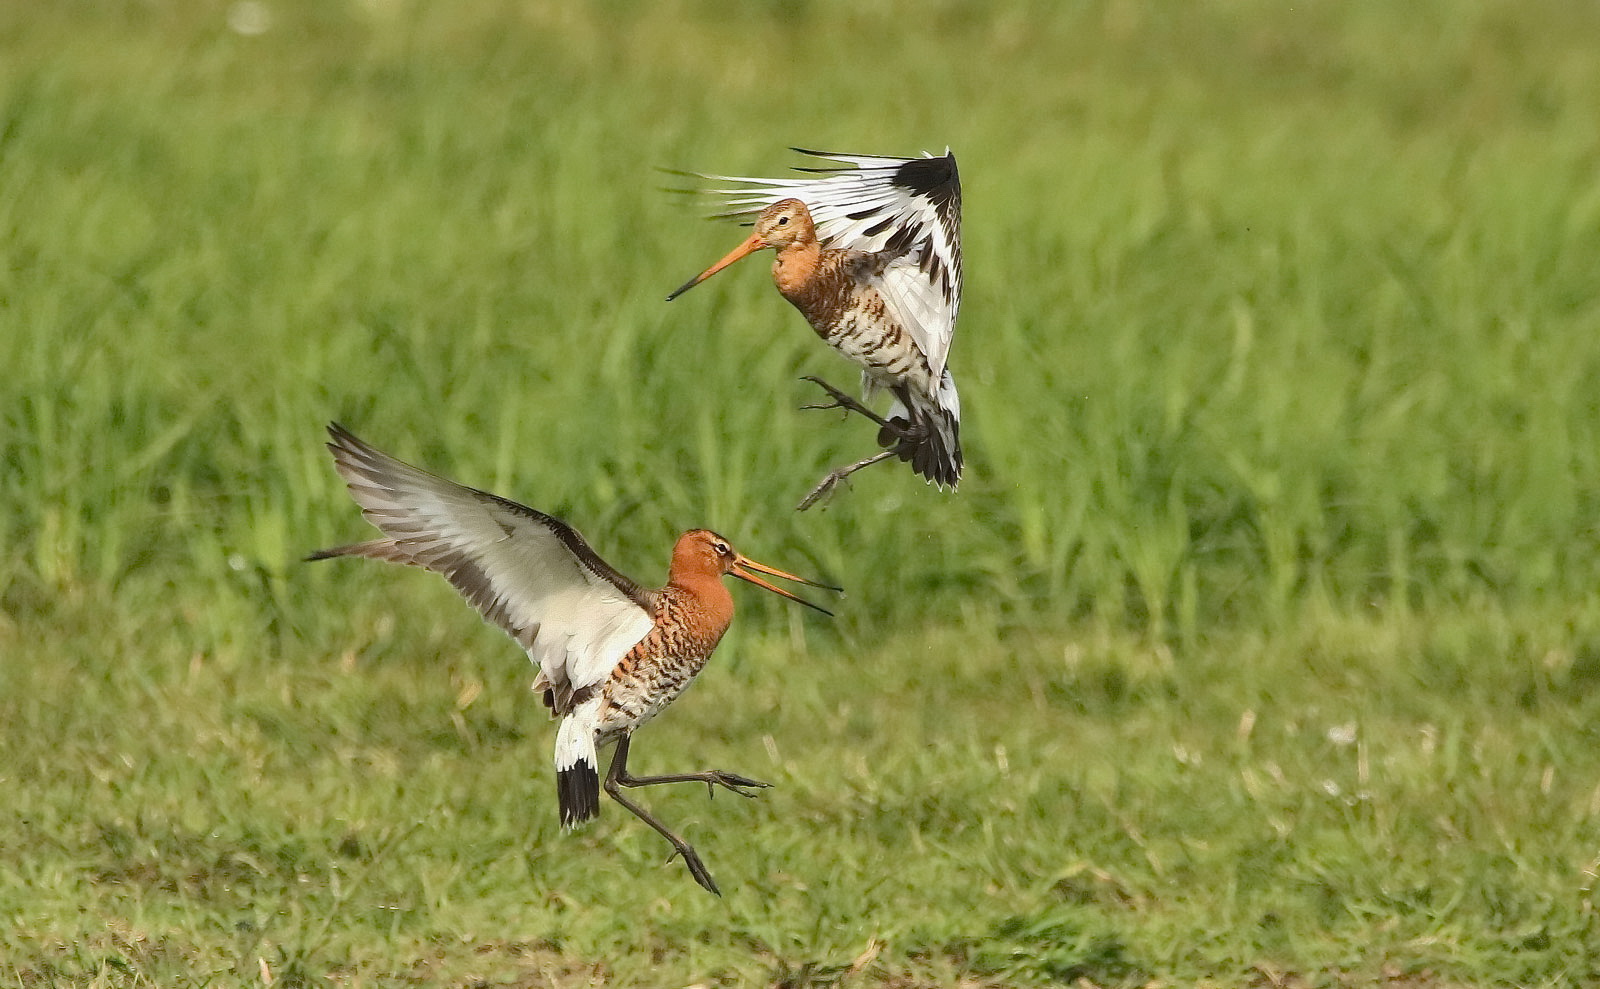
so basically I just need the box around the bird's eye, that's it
[714,542,732,557]
[777,215,790,226]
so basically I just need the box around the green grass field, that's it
[4,1,1600,985]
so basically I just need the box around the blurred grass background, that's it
[2,1,1599,986]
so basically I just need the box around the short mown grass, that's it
[3,1,1600,986]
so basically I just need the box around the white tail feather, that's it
[554,699,602,828]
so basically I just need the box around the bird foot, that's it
[795,451,897,511]
[703,771,772,800]
[663,842,722,897]
[796,469,850,512]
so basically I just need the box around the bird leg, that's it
[795,451,897,511]
[796,376,941,509]
[799,376,915,439]
[603,735,767,896]
[613,757,771,800]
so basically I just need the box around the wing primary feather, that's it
[323,423,654,611]
[315,423,659,702]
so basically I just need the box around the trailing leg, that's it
[795,451,897,511]
[799,376,914,437]
[602,735,725,896]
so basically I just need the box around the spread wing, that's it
[689,148,963,379]
[310,423,656,713]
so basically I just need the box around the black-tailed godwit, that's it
[308,423,839,895]
[667,149,964,510]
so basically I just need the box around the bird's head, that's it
[666,199,818,301]
[751,199,815,250]
[670,529,839,615]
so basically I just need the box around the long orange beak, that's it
[730,553,842,616]
[666,231,766,301]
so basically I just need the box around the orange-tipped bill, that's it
[731,553,841,616]
[666,231,766,301]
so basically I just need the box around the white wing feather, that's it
[317,425,654,707]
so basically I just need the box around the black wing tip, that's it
[784,144,947,165]
[893,154,960,199]
[655,167,723,201]
[788,146,955,162]
[324,423,414,480]
[303,542,381,563]
[787,147,924,174]
[786,147,855,173]
[324,421,371,459]
[782,147,960,201]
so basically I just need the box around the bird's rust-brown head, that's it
[749,199,817,251]
[666,199,818,301]
[667,529,838,615]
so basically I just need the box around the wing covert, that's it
[318,424,656,710]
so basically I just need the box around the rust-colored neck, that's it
[660,573,734,646]
[774,243,860,339]
[663,538,736,634]
[771,240,824,302]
